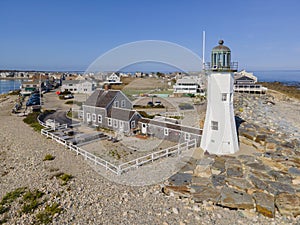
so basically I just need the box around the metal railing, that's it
[205,62,238,72]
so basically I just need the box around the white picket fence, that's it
[40,125,196,175]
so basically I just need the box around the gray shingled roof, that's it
[139,118,202,135]
[84,89,119,108]
[110,107,137,121]
[62,80,81,84]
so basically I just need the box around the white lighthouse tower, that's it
[200,40,239,154]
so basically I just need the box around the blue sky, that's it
[1,0,300,71]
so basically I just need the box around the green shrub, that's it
[65,100,82,106]
[21,199,40,213]
[1,187,27,205]
[23,113,44,131]
[55,173,73,185]
[43,154,55,161]
[21,189,44,214]
[0,205,9,214]
[23,190,44,202]
[65,100,74,104]
[0,217,8,224]
[36,202,62,224]
[138,111,155,119]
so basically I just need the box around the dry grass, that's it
[259,82,300,100]
[122,78,168,90]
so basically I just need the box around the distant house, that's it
[82,89,140,133]
[61,80,95,94]
[20,80,40,95]
[173,76,204,96]
[50,73,64,86]
[234,70,267,94]
[106,73,122,85]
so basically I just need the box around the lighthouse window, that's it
[222,93,227,101]
[211,121,218,130]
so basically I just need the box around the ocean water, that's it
[0,79,22,94]
[253,70,300,84]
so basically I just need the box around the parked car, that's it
[26,99,40,106]
[147,101,154,107]
[64,94,74,99]
[154,100,161,106]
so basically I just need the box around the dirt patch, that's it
[122,78,169,90]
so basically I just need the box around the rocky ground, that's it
[164,91,300,224]
[0,90,299,224]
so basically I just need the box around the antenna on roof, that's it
[202,31,206,71]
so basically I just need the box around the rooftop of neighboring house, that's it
[31,74,49,81]
[234,70,258,82]
[139,118,202,135]
[108,107,137,121]
[62,80,81,84]
[175,76,201,85]
[84,89,121,108]
[62,79,93,85]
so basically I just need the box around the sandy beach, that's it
[0,90,299,224]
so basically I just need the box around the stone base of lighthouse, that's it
[200,72,239,155]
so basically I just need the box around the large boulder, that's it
[193,157,214,178]
[225,177,253,191]
[191,186,221,204]
[218,187,254,210]
[275,193,300,217]
[253,191,275,218]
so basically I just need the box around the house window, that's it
[113,119,118,128]
[164,128,169,136]
[92,114,96,122]
[185,133,191,141]
[121,100,126,108]
[222,93,227,101]
[211,121,218,130]
[108,118,112,126]
[115,101,119,107]
[119,121,124,128]
[87,113,91,122]
[131,121,135,129]
[79,111,83,119]
[98,115,102,123]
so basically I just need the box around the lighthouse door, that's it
[141,123,147,134]
[222,141,231,154]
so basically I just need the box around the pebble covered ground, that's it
[0,92,299,224]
